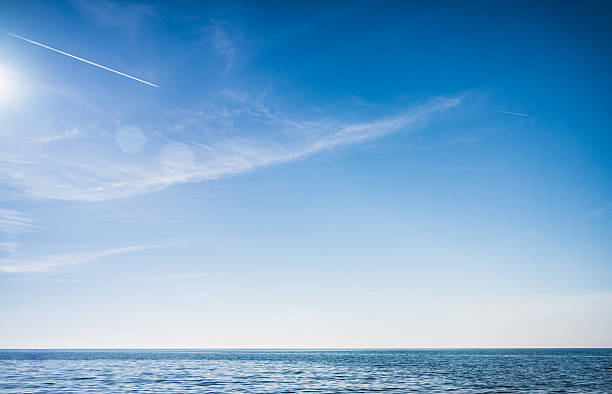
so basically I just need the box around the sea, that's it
[0,349,611,393]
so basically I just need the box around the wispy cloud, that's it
[36,128,85,143]
[211,21,243,73]
[0,95,460,202]
[0,242,19,257]
[0,209,37,235]
[0,245,163,273]
[0,210,36,259]
[0,209,163,271]
[68,0,157,29]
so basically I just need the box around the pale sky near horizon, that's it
[0,0,611,348]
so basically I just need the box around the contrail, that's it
[495,109,528,117]
[2,30,158,87]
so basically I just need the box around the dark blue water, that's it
[1,349,611,393]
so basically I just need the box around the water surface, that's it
[1,349,611,393]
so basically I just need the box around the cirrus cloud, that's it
[0,95,460,202]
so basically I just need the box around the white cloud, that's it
[0,245,162,273]
[0,95,460,202]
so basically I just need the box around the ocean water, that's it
[0,349,611,393]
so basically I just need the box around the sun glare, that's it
[0,65,24,108]
[0,66,13,99]
[0,67,8,93]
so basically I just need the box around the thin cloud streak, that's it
[3,30,159,87]
[36,128,85,143]
[590,201,612,217]
[495,109,528,117]
[0,244,164,273]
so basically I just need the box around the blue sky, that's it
[0,0,611,348]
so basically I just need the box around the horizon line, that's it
[1,347,610,350]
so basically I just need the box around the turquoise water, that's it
[1,349,611,392]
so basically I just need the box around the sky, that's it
[0,0,611,348]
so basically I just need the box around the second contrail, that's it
[3,30,159,87]
[495,109,528,117]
